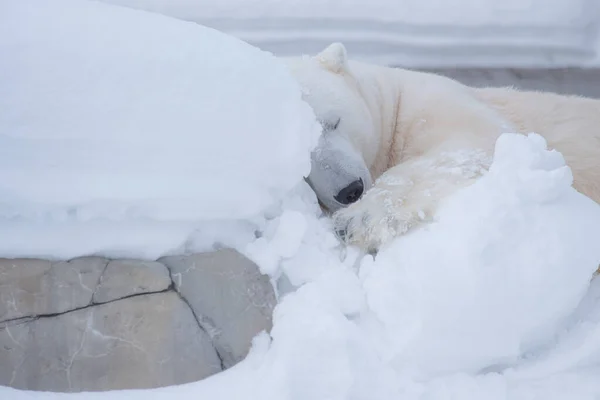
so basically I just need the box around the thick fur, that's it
[285,43,600,252]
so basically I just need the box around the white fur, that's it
[285,43,600,252]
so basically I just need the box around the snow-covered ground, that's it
[96,0,600,67]
[2,0,600,399]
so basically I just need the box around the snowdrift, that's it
[2,1,600,399]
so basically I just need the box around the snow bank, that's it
[0,0,320,260]
[96,0,600,67]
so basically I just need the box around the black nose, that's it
[334,179,364,205]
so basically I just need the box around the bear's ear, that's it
[315,42,348,74]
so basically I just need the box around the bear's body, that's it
[284,43,600,252]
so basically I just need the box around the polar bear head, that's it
[283,43,378,212]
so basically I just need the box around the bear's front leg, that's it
[333,149,492,252]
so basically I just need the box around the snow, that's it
[0,0,321,260]
[96,0,600,67]
[359,133,600,378]
[3,0,600,399]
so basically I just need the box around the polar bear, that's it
[283,43,600,252]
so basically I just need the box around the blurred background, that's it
[101,0,600,97]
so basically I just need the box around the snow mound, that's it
[0,0,320,260]
[361,133,600,377]
[238,133,600,398]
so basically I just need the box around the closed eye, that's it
[321,117,341,132]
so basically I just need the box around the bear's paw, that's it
[332,187,430,253]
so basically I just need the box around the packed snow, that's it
[3,0,600,400]
[96,0,600,67]
[0,0,321,260]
